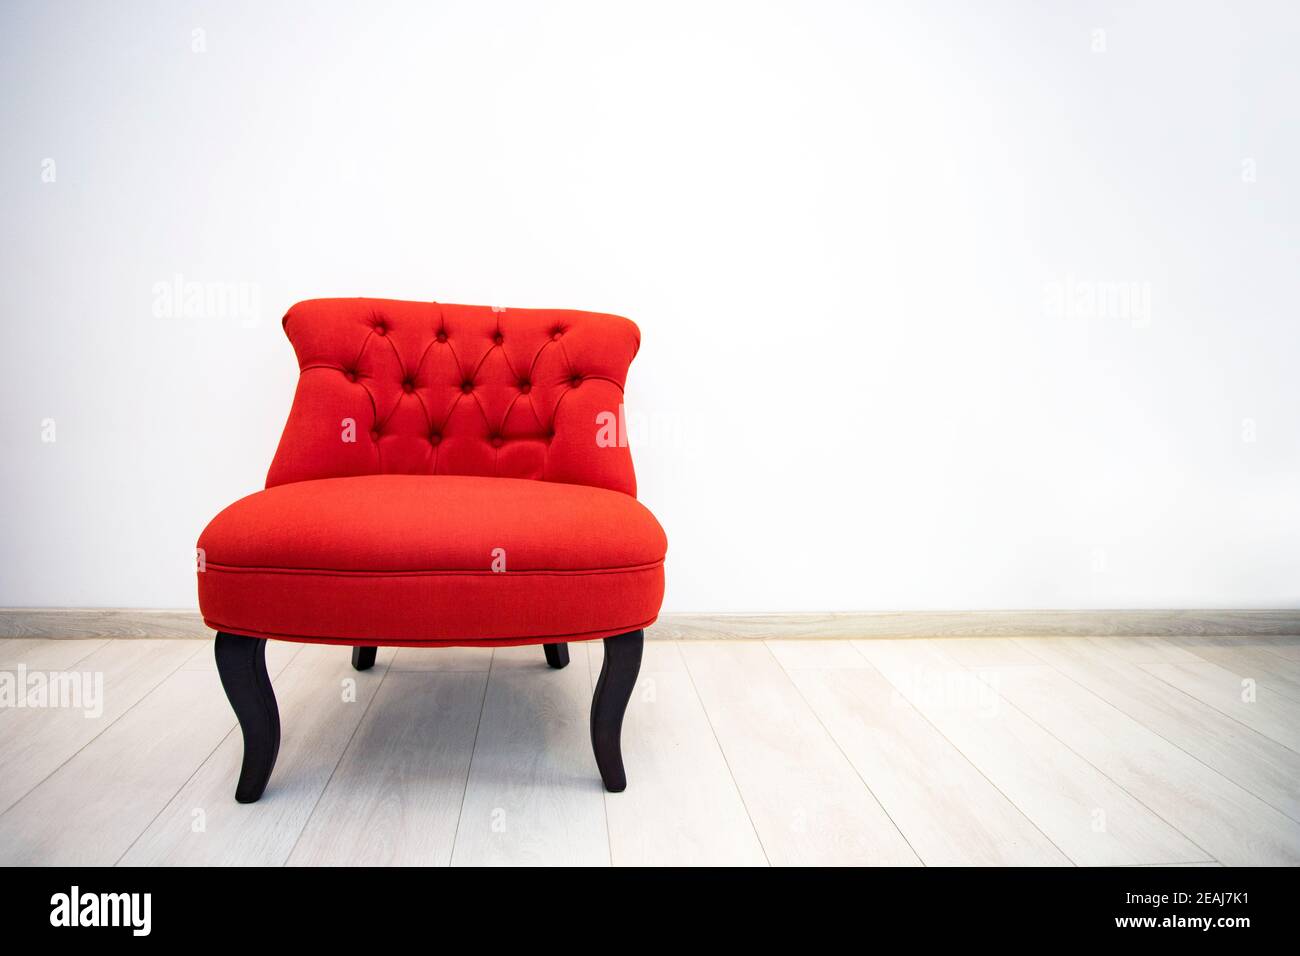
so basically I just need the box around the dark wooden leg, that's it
[214,632,281,804]
[590,629,644,792]
[351,645,377,671]
[543,642,569,669]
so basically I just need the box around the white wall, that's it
[1,0,1297,611]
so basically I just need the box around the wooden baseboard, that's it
[650,610,1300,639]
[0,609,211,640]
[1,607,1298,641]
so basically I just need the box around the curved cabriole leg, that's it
[590,629,644,792]
[352,645,377,671]
[543,642,570,669]
[214,632,281,804]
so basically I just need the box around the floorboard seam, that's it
[0,639,204,821]
[284,651,394,866]
[954,653,1217,865]
[846,640,1076,866]
[677,644,772,867]
[447,648,495,866]
[765,643,923,866]
[1026,639,1300,824]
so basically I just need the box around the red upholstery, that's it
[266,298,640,495]
[197,298,665,647]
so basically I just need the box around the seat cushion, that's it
[197,475,666,646]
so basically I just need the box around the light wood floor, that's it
[1,635,1297,866]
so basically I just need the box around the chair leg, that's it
[543,642,569,669]
[351,645,377,671]
[214,632,281,804]
[589,629,644,792]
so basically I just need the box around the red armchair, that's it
[197,298,666,801]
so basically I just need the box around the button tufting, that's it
[268,303,643,493]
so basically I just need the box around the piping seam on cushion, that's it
[200,615,660,646]
[201,559,664,577]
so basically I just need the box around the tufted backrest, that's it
[265,298,641,496]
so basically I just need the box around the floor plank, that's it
[287,670,487,866]
[1083,636,1206,664]
[974,662,1300,866]
[118,644,394,865]
[1253,639,1300,663]
[0,639,201,815]
[771,641,1070,866]
[390,645,494,672]
[1137,659,1300,752]
[930,637,1043,668]
[450,644,609,866]
[679,642,920,866]
[1175,635,1300,666]
[1173,639,1300,702]
[1136,861,1222,867]
[0,645,300,865]
[1016,637,1300,822]
[589,641,768,866]
[854,639,1205,866]
[179,638,300,674]
[0,638,110,670]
